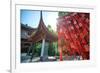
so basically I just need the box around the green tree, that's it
[58,12,69,17]
[47,24,58,36]
[47,25,53,32]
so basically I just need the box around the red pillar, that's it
[59,50,63,61]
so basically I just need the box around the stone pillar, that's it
[40,38,45,61]
[41,38,45,57]
[40,38,48,61]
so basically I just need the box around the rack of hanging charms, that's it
[57,12,90,61]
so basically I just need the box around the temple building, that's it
[28,11,58,61]
[21,23,36,53]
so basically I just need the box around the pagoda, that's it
[29,11,57,61]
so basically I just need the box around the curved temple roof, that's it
[29,11,57,43]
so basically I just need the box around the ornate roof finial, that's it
[40,11,42,20]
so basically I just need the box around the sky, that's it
[20,10,58,31]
